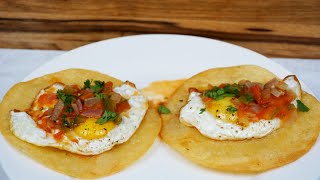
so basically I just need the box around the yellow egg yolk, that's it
[74,118,117,140]
[205,97,238,123]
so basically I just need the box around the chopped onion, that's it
[110,93,122,104]
[51,99,64,121]
[231,97,241,107]
[249,104,261,113]
[76,99,83,111]
[271,88,284,97]
[264,78,278,89]
[261,88,271,100]
[238,79,248,86]
[80,109,103,118]
[275,81,288,90]
[71,103,79,115]
[84,97,100,107]
[257,83,264,90]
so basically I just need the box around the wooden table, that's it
[0,0,319,58]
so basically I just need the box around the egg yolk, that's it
[74,118,116,140]
[205,97,238,123]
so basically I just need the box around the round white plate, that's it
[0,34,319,180]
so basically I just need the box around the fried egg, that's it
[10,83,148,155]
[180,76,301,140]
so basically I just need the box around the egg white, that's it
[10,83,148,155]
[180,76,301,140]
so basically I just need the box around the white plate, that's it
[0,34,319,180]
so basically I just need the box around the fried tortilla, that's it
[160,65,320,172]
[0,69,161,178]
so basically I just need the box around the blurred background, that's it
[0,0,319,58]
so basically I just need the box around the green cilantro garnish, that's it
[217,89,224,95]
[84,79,91,89]
[83,79,105,93]
[91,80,105,93]
[223,84,240,96]
[297,100,309,112]
[244,94,254,102]
[204,84,239,101]
[65,107,73,113]
[95,93,106,99]
[227,105,238,113]
[199,108,206,114]
[95,110,118,125]
[158,105,171,114]
[62,114,71,127]
[57,89,72,106]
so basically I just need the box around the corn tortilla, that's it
[160,65,320,173]
[0,68,161,178]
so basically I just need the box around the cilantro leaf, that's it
[91,80,105,93]
[244,94,254,102]
[204,84,239,101]
[95,110,118,125]
[239,94,254,104]
[297,100,309,112]
[57,89,72,106]
[95,93,106,99]
[217,89,224,95]
[223,84,240,96]
[65,107,73,113]
[199,108,206,114]
[84,79,91,89]
[62,114,71,128]
[158,105,171,114]
[226,105,238,113]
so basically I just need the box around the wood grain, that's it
[0,0,319,58]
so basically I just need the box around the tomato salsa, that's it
[28,80,132,140]
[192,76,309,126]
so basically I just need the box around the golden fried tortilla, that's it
[160,65,320,173]
[0,69,161,178]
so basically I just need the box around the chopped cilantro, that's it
[297,100,309,112]
[239,94,254,104]
[95,110,118,125]
[204,84,239,101]
[84,79,91,89]
[83,79,105,93]
[62,114,71,128]
[244,94,254,102]
[179,99,184,102]
[226,105,238,113]
[217,89,224,95]
[65,107,73,113]
[95,93,106,99]
[158,105,171,114]
[223,84,240,96]
[91,80,105,93]
[199,108,206,114]
[57,89,72,106]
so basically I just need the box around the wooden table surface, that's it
[0,0,319,58]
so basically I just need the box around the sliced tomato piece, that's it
[38,93,57,105]
[116,101,131,114]
[103,81,113,94]
[250,84,262,104]
[53,130,64,141]
[79,90,94,101]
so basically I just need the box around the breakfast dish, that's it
[160,65,320,172]
[0,68,161,178]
